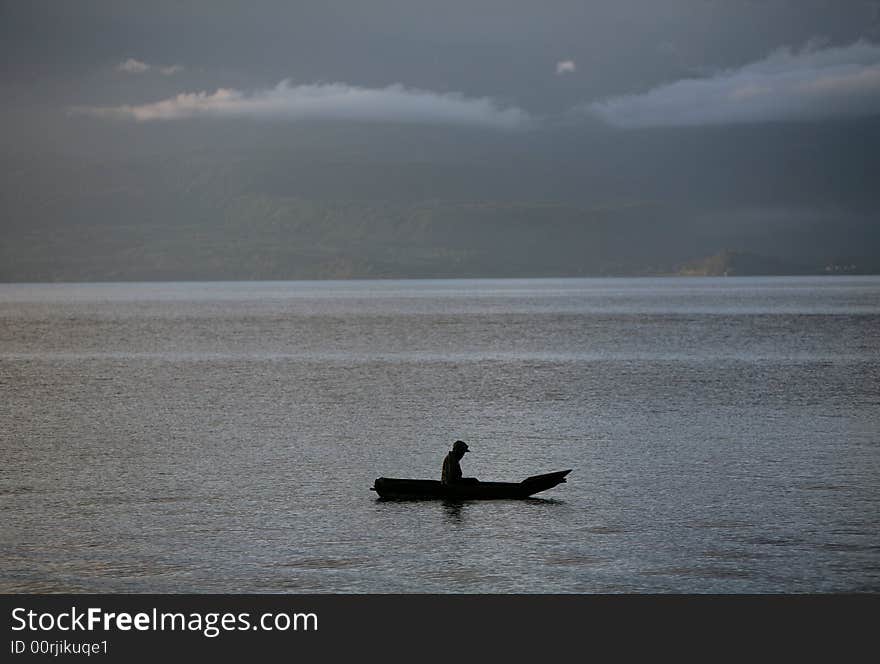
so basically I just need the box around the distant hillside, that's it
[676,250,877,277]
[676,250,808,276]
[2,150,878,281]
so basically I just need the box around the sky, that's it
[2,3,877,105]
[2,0,879,276]
[4,1,879,133]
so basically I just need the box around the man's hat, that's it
[453,440,469,453]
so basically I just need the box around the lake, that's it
[1,276,878,592]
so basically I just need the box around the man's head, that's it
[452,440,469,456]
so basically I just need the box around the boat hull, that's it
[371,470,571,500]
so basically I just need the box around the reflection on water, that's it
[442,500,466,525]
[1,277,879,592]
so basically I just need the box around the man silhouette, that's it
[441,440,475,485]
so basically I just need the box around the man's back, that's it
[441,451,462,484]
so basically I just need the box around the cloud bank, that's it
[587,40,880,127]
[74,80,531,129]
[117,58,150,74]
[556,60,576,75]
[116,58,183,75]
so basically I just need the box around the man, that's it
[441,440,475,485]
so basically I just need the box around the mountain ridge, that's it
[3,151,878,281]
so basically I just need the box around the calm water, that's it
[1,277,878,593]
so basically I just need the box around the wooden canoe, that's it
[371,469,571,500]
